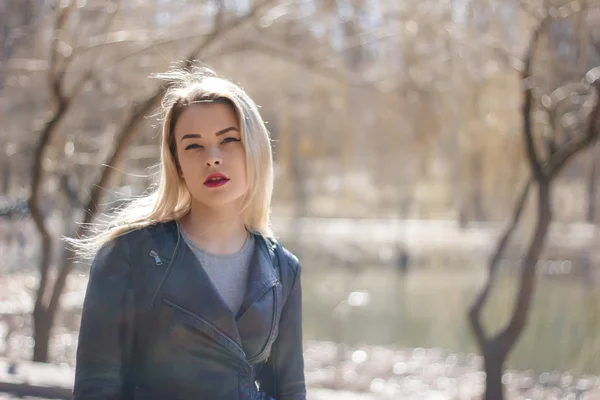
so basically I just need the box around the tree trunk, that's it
[484,349,505,400]
[32,305,51,362]
[586,144,598,222]
[29,106,69,363]
[467,13,600,398]
[582,144,598,285]
[2,163,9,194]
[472,154,485,221]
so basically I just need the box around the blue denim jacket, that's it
[73,221,306,400]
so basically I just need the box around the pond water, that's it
[301,263,600,375]
[1,227,599,377]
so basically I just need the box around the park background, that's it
[2,0,600,398]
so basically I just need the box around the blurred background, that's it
[2,0,600,398]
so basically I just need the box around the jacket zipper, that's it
[246,282,279,364]
[150,230,181,307]
[149,250,163,266]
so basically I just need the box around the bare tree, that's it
[28,0,108,362]
[27,0,277,362]
[468,11,600,399]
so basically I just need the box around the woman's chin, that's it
[190,193,245,211]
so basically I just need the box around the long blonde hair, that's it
[69,65,274,259]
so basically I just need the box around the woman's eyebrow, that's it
[181,133,201,141]
[215,126,239,136]
[180,127,239,141]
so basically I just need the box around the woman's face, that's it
[173,102,247,210]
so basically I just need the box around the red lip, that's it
[204,172,230,188]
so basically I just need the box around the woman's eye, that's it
[184,143,202,150]
[222,137,241,144]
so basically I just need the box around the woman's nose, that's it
[205,148,222,167]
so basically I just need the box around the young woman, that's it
[71,66,306,400]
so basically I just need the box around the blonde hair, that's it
[69,65,274,260]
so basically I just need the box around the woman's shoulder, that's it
[266,239,303,300]
[277,243,300,269]
[93,221,177,260]
[114,220,177,244]
[261,234,301,275]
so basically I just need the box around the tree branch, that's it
[48,0,75,107]
[497,180,551,354]
[516,0,547,19]
[48,0,279,324]
[522,19,550,182]
[499,59,600,358]
[547,81,600,179]
[216,37,372,89]
[468,178,531,351]
[60,1,121,88]
[29,0,76,325]
[84,30,224,65]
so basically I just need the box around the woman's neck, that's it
[179,203,248,255]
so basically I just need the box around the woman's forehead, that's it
[174,103,239,138]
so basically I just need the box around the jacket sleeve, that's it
[73,235,134,400]
[259,256,306,400]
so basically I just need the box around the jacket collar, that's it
[149,220,280,351]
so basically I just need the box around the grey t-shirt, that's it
[178,223,255,314]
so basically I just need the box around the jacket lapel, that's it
[151,223,281,362]
[237,235,280,318]
[236,235,281,361]
[158,226,242,347]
